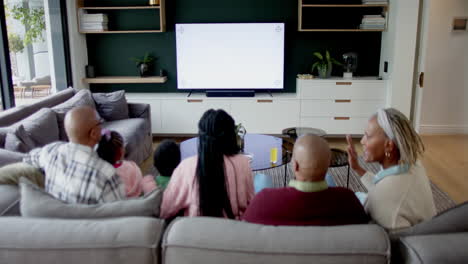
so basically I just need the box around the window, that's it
[0,0,71,110]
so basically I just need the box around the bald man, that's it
[243,134,368,226]
[23,106,125,204]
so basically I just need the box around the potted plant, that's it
[130,52,156,77]
[311,50,342,79]
[235,123,247,153]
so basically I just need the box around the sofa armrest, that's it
[0,217,165,264]
[398,233,468,264]
[128,103,151,120]
[162,217,390,264]
[0,149,26,167]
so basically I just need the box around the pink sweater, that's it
[160,154,255,219]
[115,160,156,198]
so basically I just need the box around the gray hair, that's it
[374,108,425,166]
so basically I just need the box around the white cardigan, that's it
[361,162,436,230]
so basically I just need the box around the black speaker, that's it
[206,90,255,97]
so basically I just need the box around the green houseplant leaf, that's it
[130,52,156,66]
[311,50,342,78]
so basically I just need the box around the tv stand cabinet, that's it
[125,78,386,135]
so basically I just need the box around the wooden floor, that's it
[149,135,468,204]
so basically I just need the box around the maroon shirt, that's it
[242,187,369,226]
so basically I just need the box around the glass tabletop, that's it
[180,134,289,171]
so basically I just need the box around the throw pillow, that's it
[15,108,59,147]
[92,90,129,121]
[52,89,100,141]
[4,125,36,153]
[0,162,44,187]
[20,178,162,218]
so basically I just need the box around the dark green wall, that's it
[87,0,382,93]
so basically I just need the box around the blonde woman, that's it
[347,108,436,230]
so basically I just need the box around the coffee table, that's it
[180,134,290,171]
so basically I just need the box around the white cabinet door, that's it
[298,80,386,100]
[300,117,368,135]
[126,98,162,133]
[230,99,300,134]
[161,99,231,134]
[301,100,384,117]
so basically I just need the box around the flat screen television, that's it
[176,23,285,91]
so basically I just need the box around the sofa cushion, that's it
[0,162,44,187]
[92,90,129,121]
[0,185,20,216]
[399,233,468,264]
[52,89,100,141]
[16,108,59,147]
[102,118,148,161]
[20,178,162,218]
[4,125,36,153]
[0,217,164,264]
[163,217,391,264]
[0,149,26,167]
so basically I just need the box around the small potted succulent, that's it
[130,52,156,77]
[311,50,342,79]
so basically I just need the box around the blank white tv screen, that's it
[176,23,284,90]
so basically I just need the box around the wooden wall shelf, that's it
[80,30,164,34]
[83,76,167,84]
[302,4,388,8]
[298,0,388,32]
[299,29,385,32]
[77,0,166,33]
[79,6,161,10]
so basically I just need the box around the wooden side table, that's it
[31,85,51,98]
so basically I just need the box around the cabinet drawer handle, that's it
[335,99,351,103]
[187,99,203,103]
[336,82,352,85]
[257,99,273,103]
[334,117,350,120]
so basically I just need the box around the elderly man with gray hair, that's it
[23,106,125,204]
[243,134,368,226]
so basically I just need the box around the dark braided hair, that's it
[196,109,240,218]
[96,130,124,165]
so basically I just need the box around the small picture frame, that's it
[452,17,467,31]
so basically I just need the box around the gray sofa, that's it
[0,88,153,166]
[0,199,467,263]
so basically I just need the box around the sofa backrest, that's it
[390,201,468,239]
[0,216,164,264]
[162,217,391,264]
[0,88,75,127]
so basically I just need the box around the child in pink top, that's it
[97,129,156,197]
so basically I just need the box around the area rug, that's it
[255,156,457,214]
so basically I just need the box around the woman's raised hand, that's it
[346,135,366,177]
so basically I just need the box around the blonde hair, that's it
[375,108,425,166]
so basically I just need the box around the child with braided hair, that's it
[97,129,156,197]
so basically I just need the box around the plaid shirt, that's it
[23,142,125,204]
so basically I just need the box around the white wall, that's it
[380,0,420,117]
[66,1,88,90]
[419,0,468,134]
